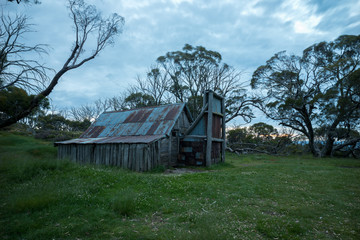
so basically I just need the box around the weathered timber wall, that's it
[57,142,161,172]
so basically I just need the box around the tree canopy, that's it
[251,34,360,157]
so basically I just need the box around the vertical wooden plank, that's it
[107,144,111,166]
[140,144,145,172]
[105,144,109,165]
[96,145,100,165]
[203,90,207,108]
[120,144,125,168]
[99,145,104,165]
[221,96,226,163]
[150,143,154,170]
[157,141,161,167]
[79,145,82,163]
[103,145,107,165]
[168,136,172,168]
[149,144,152,171]
[123,144,129,169]
[145,144,149,171]
[141,144,145,172]
[115,144,120,167]
[71,145,76,162]
[206,91,213,167]
[129,144,133,170]
[135,144,140,171]
[129,144,135,170]
[113,144,117,166]
[110,144,114,166]
[116,144,120,167]
[94,145,98,165]
[131,144,136,171]
[57,146,61,159]
[116,144,120,166]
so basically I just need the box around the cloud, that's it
[273,0,324,34]
[2,0,359,125]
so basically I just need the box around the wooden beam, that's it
[211,111,224,117]
[221,96,226,162]
[183,135,206,139]
[185,103,208,135]
[212,138,225,142]
[206,91,213,167]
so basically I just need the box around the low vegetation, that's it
[1,132,360,239]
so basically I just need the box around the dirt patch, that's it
[164,168,206,174]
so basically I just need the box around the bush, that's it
[34,129,82,141]
[10,191,58,213]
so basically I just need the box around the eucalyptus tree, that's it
[148,44,254,122]
[251,35,360,157]
[249,122,278,139]
[0,0,125,128]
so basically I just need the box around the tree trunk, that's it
[320,137,335,157]
[307,133,320,157]
[0,68,67,129]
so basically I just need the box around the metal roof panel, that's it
[80,103,187,139]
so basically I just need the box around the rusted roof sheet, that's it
[55,135,165,145]
[80,103,187,138]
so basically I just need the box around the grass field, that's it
[1,131,360,239]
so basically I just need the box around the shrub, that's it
[10,192,58,213]
[112,189,138,216]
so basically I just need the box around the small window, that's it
[172,131,177,137]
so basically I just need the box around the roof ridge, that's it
[103,102,185,114]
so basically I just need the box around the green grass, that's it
[1,131,360,239]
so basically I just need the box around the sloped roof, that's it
[81,103,190,138]
[56,103,192,145]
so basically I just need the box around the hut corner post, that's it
[206,91,213,167]
[221,96,226,163]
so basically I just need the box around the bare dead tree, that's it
[70,105,96,122]
[134,65,172,105]
[0,0,125,128]
[107,95,127,111]
[0,14,51,92]
[69,97,118,122]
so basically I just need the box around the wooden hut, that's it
[55,103,192,171]
[55,90,226,171]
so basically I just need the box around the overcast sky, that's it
[3,0,360,124]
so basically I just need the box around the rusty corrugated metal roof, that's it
[80,103,186,139]
[55,103,191,145]
[55,135,165,145]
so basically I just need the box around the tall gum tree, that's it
[251,35,360,157]
[0,0,124,128]
[148,44,254,123]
